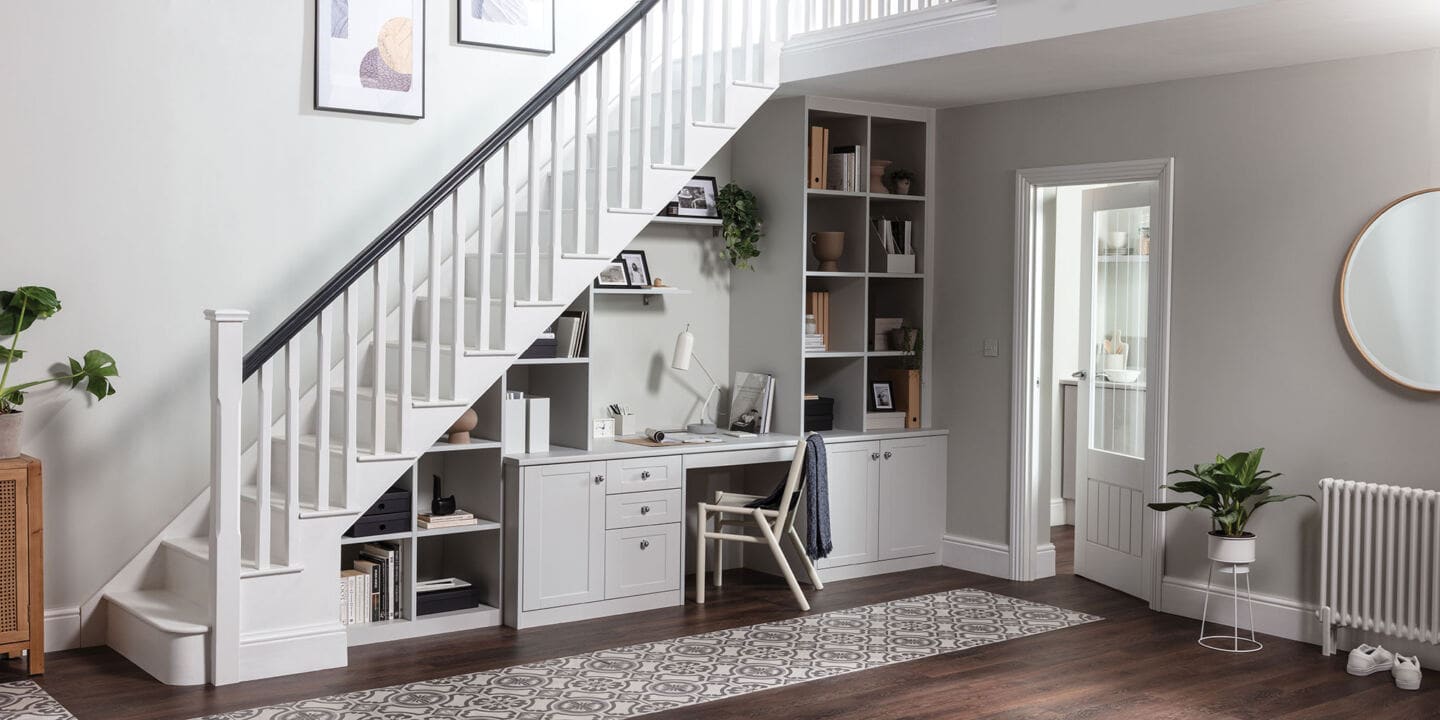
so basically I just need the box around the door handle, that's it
[594,475,605,485]
[639,539,651,550]
[640,505,651,515]
[870,452,880,461]
[883,451,893,460]
[1071,370,1087,380]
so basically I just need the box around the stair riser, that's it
[163,544,211,610]
[107,603,208,686]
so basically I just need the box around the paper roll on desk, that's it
[642,428,667,443]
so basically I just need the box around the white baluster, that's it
[740,0,752,83]
[372,262,387,454]
[722,0,733,119]
[476,168,492,349]
[660,0,673,166]
[450,192,464,387]
[502,143,517,329]
[640,14,653,192]
[398,236,414,447]
[255,360,272,571]
[680,0,693,164]
[549,101,562,289]
[573,80,588,255]
[699,2,711,122]
[315,307,331,510]
[343,287,358,508]
[526,122,540,300]
[618,31,632,208]
[759,0,772,82]
[204,308,245,686]
[427,215,442,399]
[283,342,300,564]
[596,56,609,215]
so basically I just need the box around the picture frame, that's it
[617,250,652,288]
[315,0,426,119]
[871,381,895,410]
[595,261,631,288]
[673,176,720,218]
[458,0,556,54]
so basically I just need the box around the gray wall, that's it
[935,48,1440,602]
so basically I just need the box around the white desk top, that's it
[502,427,948,467]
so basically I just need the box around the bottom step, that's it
[106,590,209,686]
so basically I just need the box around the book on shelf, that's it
[554,310,588,359]
[729,371,774,434]
[872,217,915,257]
[866,411,907,430]
[362,541,402,621]
[418,509,474,523]
[418,510,481,530]
[340,569,367,626]
[826,144,863,192]
[806,291,831,351]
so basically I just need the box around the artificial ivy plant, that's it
[0,286,119,413]
[717,182,763,270]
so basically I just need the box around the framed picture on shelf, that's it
[458,0,555,53]
[673,176,720,218]
[618,250,652,288]
[595,261,631,288]
[315,0,426,119]
[871,381,895,410]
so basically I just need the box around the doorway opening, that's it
[1010,160,1173,607]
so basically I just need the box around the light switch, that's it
[983,339,1000,357]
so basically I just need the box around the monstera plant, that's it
[1147,448,1311,562]
[0,286,119,458]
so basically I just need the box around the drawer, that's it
[604,524,681,599]
[606,489,683,529]
[605,456,681,495]
[345,511,410,538]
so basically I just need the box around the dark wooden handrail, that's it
[242,0,664,379]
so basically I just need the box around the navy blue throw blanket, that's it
[746,434,831,559]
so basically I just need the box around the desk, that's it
[501,429,948,629]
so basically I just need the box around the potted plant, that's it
[717,182,763,270]
[891,326,922,370]
[0,286,120,458]
[1147,448,1311,563]
[884,168,919,195]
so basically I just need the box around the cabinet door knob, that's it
[640,539,651,550]
[640,505,651,514]
[594,475,605,484]
[883,451,893,460]
[870,452,880,461]
[640,470,652,480]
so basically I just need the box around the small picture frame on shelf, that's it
[595,261,631,288]
[673,176,720,218]
[871,381,895,411]
[618,250,652,288]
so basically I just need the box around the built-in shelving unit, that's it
[730,96,935,435]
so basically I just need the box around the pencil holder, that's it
[612,412,638,436]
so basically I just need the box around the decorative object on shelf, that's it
[810,231,845,272]
[458,0,554,53]
[1140,226,1152,256]
[416,577,482,616]
[671,325,722,433]
[316,0,425,118]
[884,168,918,195]
[673,175,720,218]
[527,396,550,452]
[893,326,922,370]
[608,404,638,436]
[660,201,680,217]
[718,182,763,269]
[873,217,916,273]
[728,371,775,434]
[869,159,892,194]
[0,456,44,674]
[871,380,895,410]
[618,250,652,288]
[1104,231,1129,254]
[651,278,668,288]
[502,391,526,454]
[445,408,479,444]
[595,261,631,288]
[431,475,456,516]
[803,395,833,432]
[873,317,904,351]
[1147,448,1312,561]
[0,286,119,459]
[888,368,921,428]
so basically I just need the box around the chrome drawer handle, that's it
[594,475,605,484]
[883,451,893,460]
[640,470,652,479]
[870,452,880,461]
[640,505,651,515]
[640,539,651,550]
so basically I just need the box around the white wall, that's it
[1,0,632,622]
[935,49,1440,605]
[589,151,734,432]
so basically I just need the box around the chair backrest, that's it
[771,433,814,533]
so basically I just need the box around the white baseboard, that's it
[1036,543,1056,579]
[44,607,81,652]
[1049,499,1074,526]
[239,622,348,683]
[940,534,1011,579]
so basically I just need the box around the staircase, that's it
[98,0,966,687]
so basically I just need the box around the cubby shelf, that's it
[346,603,501,646]
[871,193,925,202]
[415,518,502,538]
[512,357,589,366]
[807,188,868,199]
[805,351,866,358]
[649,215,722,227]
[592,287,691,296]
[341,531,410,546]
[805,270,866,278]
[425,439,503,454]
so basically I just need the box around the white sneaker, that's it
[1347,644,1394,676]
[1392,654,1422,690]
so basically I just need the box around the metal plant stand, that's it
[1198,561,1262,653]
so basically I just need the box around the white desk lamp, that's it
[671,325,719,434]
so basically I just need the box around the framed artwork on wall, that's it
[673,176,720,218]
[618,250,652,288]
[595,262,631,288]
[316,0,426,118]
[458,0,555,54]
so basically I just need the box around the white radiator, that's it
[1318,478,1440,655]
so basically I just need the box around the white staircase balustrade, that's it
[96,0,966,687]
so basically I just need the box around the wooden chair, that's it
[695,436,824,610]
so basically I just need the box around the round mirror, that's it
[1341,188,1440,392]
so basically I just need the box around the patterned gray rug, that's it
[0,681,73,719]
[200,589,1099,720]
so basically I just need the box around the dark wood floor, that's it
[9,562,1436,719]
[1053,523,1074,576]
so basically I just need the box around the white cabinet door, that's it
[816,441,880,569]
[604,524,681,599]
[878,436,946,561]
[521,461,607,611]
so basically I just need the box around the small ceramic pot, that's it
[0,412,20,459]
[870,160,892,194]
[889,328,918,353]
[811,232,846,272]
[894,178,912,195]
[446,408,478,444]
[1207,532,1256,564]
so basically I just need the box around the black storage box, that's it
[346,511,410,538]
[804,397,835,414]
[364,486,411,518]
[417,583,483,616]
[520,339,558,359]
[804,414,834,432]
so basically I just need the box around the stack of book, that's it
[417,509,479,530]
[866,412,907,430]
[826,145,864,192]
[554,310,588,358]
[806,291,830,352]
[520,330,557,359]
[341,540,403,625]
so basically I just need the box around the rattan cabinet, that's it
[0,456,42,674]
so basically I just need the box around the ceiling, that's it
[780,0,1440,109]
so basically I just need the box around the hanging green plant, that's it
[717,182,763,270]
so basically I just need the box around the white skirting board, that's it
[940,535,1011,579]
[44,606,82,652]
[1036,543,1056,579]
[1049,499,1073,527]
[239,622,348,683]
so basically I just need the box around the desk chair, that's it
[695,436,824,610]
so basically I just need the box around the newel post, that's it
[205,309,246,686]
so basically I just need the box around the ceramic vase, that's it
[446,408,478,444]
[0,413,20,459]
[870,160,892,194]
[811,232,846,271]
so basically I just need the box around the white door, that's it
[1075,182,1159,600]
[878,437,945,560]
[815,441,879,569]
[521,461,606,610]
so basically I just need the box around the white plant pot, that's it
[0,412,20,459]
[1207,532,1256,564]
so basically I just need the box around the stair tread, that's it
[162,536,209,562]
[106,589,209,635]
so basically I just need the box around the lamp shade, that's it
[671,328,694,371]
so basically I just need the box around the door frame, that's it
[1009,158,1173,609]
